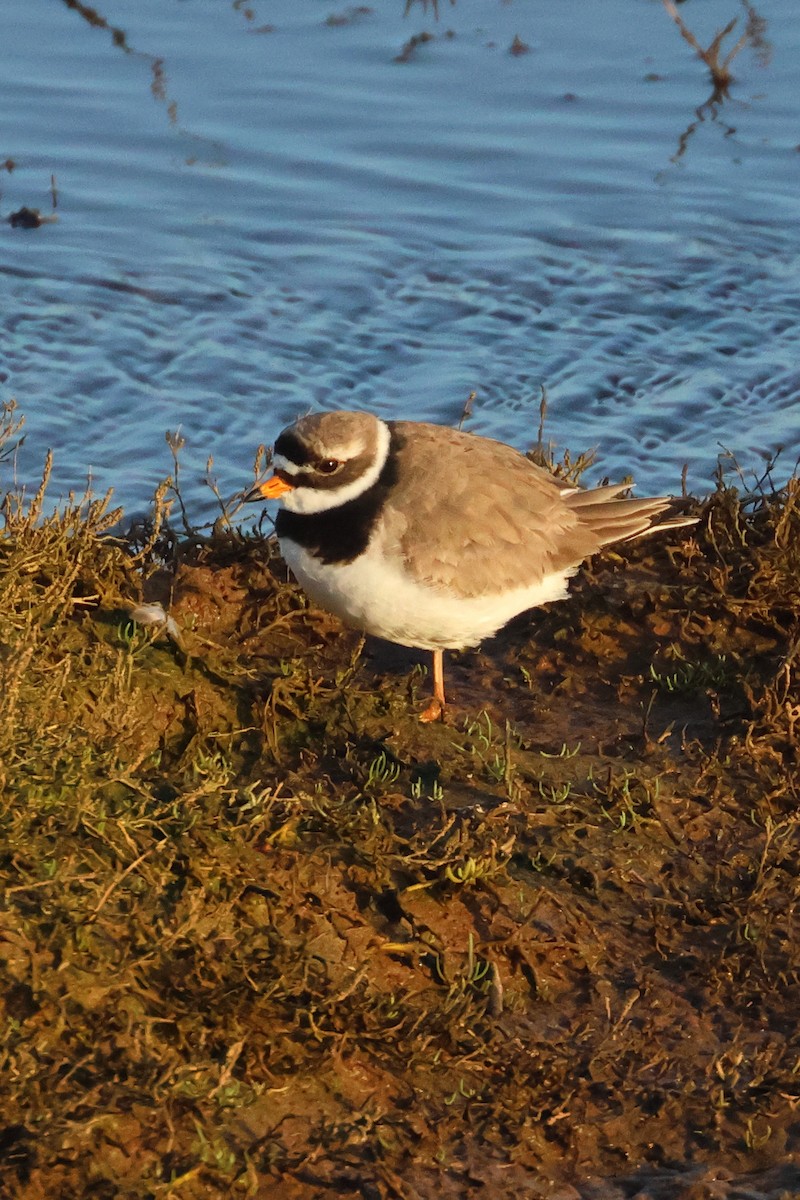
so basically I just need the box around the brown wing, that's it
[382,422,602,597]
[381,422,688,598]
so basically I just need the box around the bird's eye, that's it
[317,459,341,475]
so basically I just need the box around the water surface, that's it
[1,0,798,517]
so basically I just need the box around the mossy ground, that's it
[1,418,799,1198]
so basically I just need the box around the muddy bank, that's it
[1,421,799,1198]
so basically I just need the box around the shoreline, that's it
[2,442,799,1197]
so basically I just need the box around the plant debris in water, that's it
[1,399,799,1199]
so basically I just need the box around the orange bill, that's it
[250,473,295,500]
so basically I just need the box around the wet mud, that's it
[1,430,799,1198]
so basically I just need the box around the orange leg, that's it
[419,649,446,723]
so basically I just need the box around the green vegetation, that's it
[1,401,799,1198]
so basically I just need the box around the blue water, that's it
[1,0,798,519]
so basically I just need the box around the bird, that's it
[246,410,695,722]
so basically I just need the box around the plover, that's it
[247,411,695,721]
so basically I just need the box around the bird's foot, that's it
[418,697,445,723]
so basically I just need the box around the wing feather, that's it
[383,423,595,597]
[380,422,688,599]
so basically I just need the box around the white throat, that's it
[278,419,392,515]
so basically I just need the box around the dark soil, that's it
[2,425,799,1199]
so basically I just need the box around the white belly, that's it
[279,536,573,651]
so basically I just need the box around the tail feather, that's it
[563,482,633,508]
[564,486,697,551]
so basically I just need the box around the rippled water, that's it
[2,0,798,518]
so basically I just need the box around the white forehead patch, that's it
[272,452,300,477]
